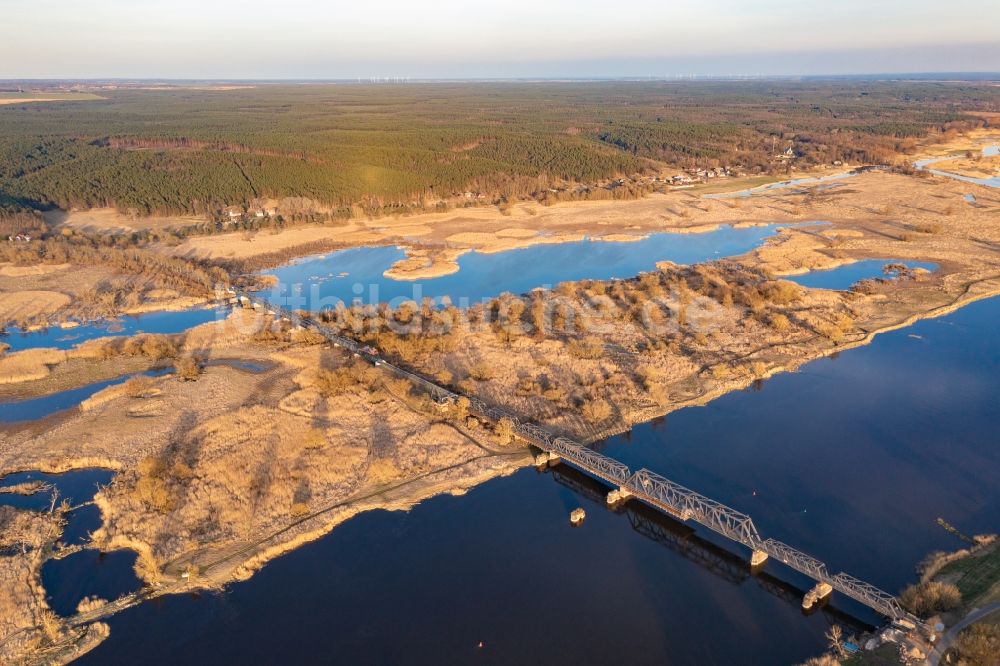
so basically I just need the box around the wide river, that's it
[63,294,999,665]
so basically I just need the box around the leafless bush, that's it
[850,279,881,295]
[75,596,108,614]
[566,336,603,359]
[899,581,962,617]
[468,362,494,381]
[736,286,766,314]
[515,377,542,397]
[763,280,801,305]
[581,398,612,423]
[816,314,854,343]
[953,622,1000,665]
[769,313,791,332]
[249,326,291,346]
[122,375,155,397]
[494,417,515,446]
[133,457,175,513]
[174,356,202,381]
[315,361,382,396]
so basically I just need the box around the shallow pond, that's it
[207,358,269,374]
[76,297,1000,664]
[262,224,788,309]
[786,259,938,291]
[0,469,114,545]
[1,469,138,615]
[1,307,222,353]
[0,469,113,512]
[1,469,113,548]
[42,549,141,617]
[0,368,171,423]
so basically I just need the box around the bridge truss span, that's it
[547,438,631,486]
[831,572,906,620]
[626,469,763,549]
[762,539,831,582]
[231,289,919,626]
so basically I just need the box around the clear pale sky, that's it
[3,0,999,78]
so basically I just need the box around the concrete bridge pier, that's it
[606,488,633,506]
[750,550,769,568]
[802,582,833,611]
[534,452,561,468]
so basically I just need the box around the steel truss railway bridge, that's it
[233,291,921,627]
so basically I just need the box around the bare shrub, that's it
[95,338,120,360]
[133,457,174,513]
[567,336,603,359]
[899,581,962,617]
[736,286,765,314]
[133,549,161,584]
[141,335,178,361]
[851,279,881,295]
[953,622,1000,665]
[451,396,470,421]
[797,656,840,666]
[763,280,801,305]
[174,356,202,381]
[581,398,612,423]
[122,375,155,397]
[249,327,290,346]
[315,361,382,396]
[635,365,667,404]
[542,385,566,402]
[816,314,854,343]
[494,417,515,446]
[769,313,791,332]
[515,377,542,396]
[468,363,494,382]
[75,597,107,614]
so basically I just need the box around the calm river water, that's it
[261,224,787,309]
[914,144,1000,188]
[72,296,1000,665]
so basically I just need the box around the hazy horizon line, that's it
[3,72,999,84]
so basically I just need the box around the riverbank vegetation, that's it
[0,505,72,663]
[0,232,227,328]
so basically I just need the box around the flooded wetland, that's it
[2,81,1000,666]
